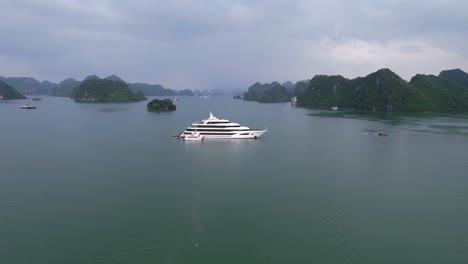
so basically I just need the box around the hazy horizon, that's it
[1,0,467,90]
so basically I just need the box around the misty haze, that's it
[1,1,468,264]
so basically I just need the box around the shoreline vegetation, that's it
[2,68,468,112]
[243,68,468,112]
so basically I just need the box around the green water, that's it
[1,96,467,263]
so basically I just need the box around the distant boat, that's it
[200,95,210,99]
[377,131,388,137]
[291,96,297,107]
[30,97,42,101]
[331,106,338,111]
[174,97,179,102]
[20,104,36,109]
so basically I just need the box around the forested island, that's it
[245,68,468,112]
[243,82,291,103]
[147,99,176,111]
[72,78,147,103]
[0,80,26,99]
[0,74,194,97]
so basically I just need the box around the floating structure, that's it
[20,104,36,109]
[377,131,388,137]
[180,112,267,139]
[291,96,297,107]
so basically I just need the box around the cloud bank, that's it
[1,0,467,90]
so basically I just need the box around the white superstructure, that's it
[183,132,204,141]
[181,112,267,139]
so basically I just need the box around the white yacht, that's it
[20,104,37,109]
[180,112,267,139]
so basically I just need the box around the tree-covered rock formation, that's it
[84,75,100,81]
[297,68,468,112]
[104,75,125,82]
[298,75,350,107]
[0,76,55,95]
[147,99,176,111]
[72,78,147,103]
[177,89,194,96]
[243,82,291,103]
[50,78,81,97]
[292,80,310,96]
[0,74,195,97]
[349,69,427,112]
[0,80,27,99]
[410,74,468,112]
[129,83,176,96]
[282,81,295,91]
[439,69,468,88]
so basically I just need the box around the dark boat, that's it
[377,131,387,137]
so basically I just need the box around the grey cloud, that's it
[0,0,467,90]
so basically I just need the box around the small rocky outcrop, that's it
[147,99,176,111]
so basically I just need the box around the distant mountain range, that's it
[0,76,58,95]
[0,80,27,99]
[245,68,468,112]
[0,75,195,97]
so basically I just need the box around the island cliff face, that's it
[72,78,147,103]
[243,82,291,103]
[147,99,176,111]
[295,68,468,112]
[0,80,27,99]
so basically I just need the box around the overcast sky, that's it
[0,0,467,90]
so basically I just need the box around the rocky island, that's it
[147,99,176,112]
[244,68,468,112]
[243,82,291,103]
[0,80,26,99]
[296,68,468,112]
[72,78,147,103]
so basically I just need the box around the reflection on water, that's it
[97,107,129,112]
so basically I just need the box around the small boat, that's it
[183,132,204,141]
[20,104,36,109]
[172,133,181,138]
[291,96,297,107]
[377,131,387,137]
[30,97,42,101]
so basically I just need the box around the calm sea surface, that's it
[1,96,468,264]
